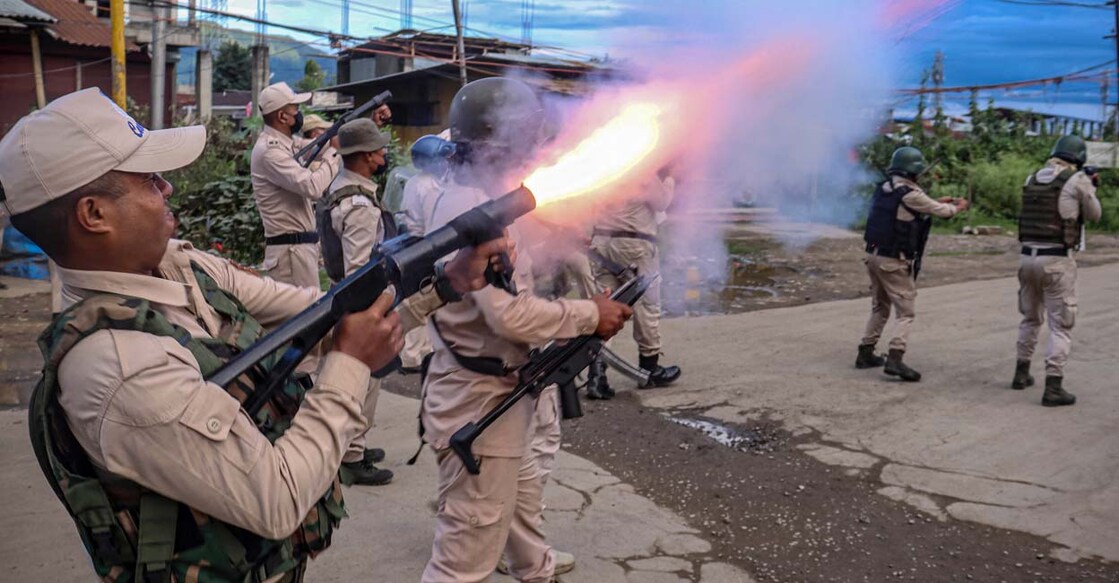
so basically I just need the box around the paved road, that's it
[619,262,1119,563]
[0,392,755,582]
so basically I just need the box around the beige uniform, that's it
[251,125,340,288]
[421,182,599,583]
[327,169,386,462]
[400,170,446,368]
[861,177,959,351]
[1017,158,1101,377]
[55,239,439,540]
[402,170,446,237]
[591,177,673,357]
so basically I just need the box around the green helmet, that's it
[888,146,929,177]
[1050,135,1087,166]
[448,77,544,158]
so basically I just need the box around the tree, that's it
[296,59,327,92]
[214,41,252,92]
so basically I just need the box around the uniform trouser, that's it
[400,324,433,369]
[861,254,917,352]
[263,243,321,289]
[422,449,555,583]
[530,386,561,485]
[1016,255,1077,377]
[590,236,662,357]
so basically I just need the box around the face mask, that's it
[373,151,392,176]
[290,110,304,134]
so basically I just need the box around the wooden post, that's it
[30,29,46,108]
[75,60,82,90]
[110,0,126,108]
[451,0,467,87]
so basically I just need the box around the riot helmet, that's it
[887,146,929,179]
[448,77,545,169]
[411,134,457,175]
[1050,135,1088,167]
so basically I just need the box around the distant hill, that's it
[177,23,336,89]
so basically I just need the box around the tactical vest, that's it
[28,263,345,583]
[317,184,399,283]
[1019,168,1080,248]
[864,180,930,260]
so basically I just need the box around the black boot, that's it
[1011,360,1034,390]
[340,459,394,486]
[363,447,386,464]
[585,359,614,400]
[639,354,682,388]
[1041,376,1076,407]
[883,349,921,382]
[855,344,886,369]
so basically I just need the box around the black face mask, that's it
[373,151,392,176]
[290,110,304,134]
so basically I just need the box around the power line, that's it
[897,60,1117,94]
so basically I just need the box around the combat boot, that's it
[339,458,393,486]
[639,354,682,388]
[883,349,921,382]
[585,359,614,400]
[855,344,886,369]
[1011,360,1034,390]
[1041,376,1076,407]
[363,447,386,464]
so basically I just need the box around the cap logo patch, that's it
[128,120,146,138]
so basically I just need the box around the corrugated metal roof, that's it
[25,0,122,49]
[0,0,54,22]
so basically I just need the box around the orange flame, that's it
[524,102,664,207]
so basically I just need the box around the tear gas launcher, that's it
[206,186,536,418]
[449,274,653,475]
[295,90,393,168]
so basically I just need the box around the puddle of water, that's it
[662,252,797,316]
[666,416,765,449]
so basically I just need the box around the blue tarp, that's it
[0,226,49,280]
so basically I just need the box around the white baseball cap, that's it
[0,88,205,216]
[259,81,311,115]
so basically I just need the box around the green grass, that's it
[931,211,1018,235]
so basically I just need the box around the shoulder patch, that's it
[352,195,372,207]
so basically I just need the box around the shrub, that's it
[174,175,263,265]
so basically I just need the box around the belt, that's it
[593,228,657,244]
[865,245,903,259]
[265,232,319,246]
[1021,246,1069,257]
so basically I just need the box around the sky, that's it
[210,0,1116,120]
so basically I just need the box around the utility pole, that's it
[150,1,167,128]
[29,29,46,108]
[110,0,126,108]
[451,0,467,87]
[1113,0,1118,138]
[251,0,268,116]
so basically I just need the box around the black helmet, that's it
[448,77,544,164]
[888,146,929,178]
[1050,135,1088,167]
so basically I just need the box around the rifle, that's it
[207,185,536,417]
[294,90,392,168]
[449,275,652,475]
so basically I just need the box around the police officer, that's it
[857,146,968,381]
[251,81,341,288]
[401,133,455,236]
[319,118,397,484]
[1012,135,1101,406]
[590,170,682,392]
[420,78,632,583]
[1,88,509,582]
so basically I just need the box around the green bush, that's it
[174,175,263,265]
[967,154,1036,219]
